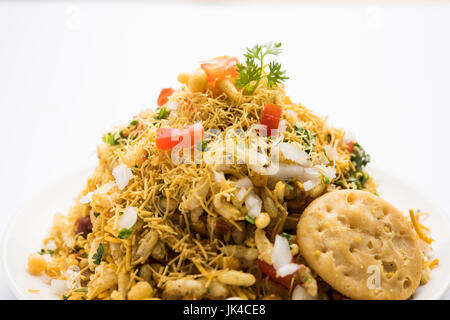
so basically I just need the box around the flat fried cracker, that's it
[297,190,422,300]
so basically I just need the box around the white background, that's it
[0,1,449,299]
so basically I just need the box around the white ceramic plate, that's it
[2,165,450,300]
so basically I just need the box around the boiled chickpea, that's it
[255,212,271,229]
[128,281,153,300]
[187,69,208,93]
[27,253,47,276]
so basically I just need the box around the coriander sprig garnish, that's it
[236,42,289,94]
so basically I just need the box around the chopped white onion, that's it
[51,279,70,296]
[303,179,321,191]
[303,167,321,181]
[245,191,262,218]
[318,153,330,165]
[45,241,57,251]
[272,235,293,271]
[278,120,287,135]
[79,182,115,204]
[80,192,94,204]
[292,285,316,300]
[235,177,253,189]
[118,207,138,230]
[277,263,300,277]
[344,131,356,144]
[315,165,336,181]
[214,171,225,183]
[65,266,81,288]
[280,142,308,165]
[97,182,115,194]
[323,145,339,161]
[269,164,304,180]
[236,188,248,201]
[112,164,134,190]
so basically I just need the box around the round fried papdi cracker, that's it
[297,190,422,300]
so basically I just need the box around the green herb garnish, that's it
[38,249,53,255]
[335,180,345,188]
[295,126,317,155]
[319,172,330,185]
[236,42,288,94]
[130,119,138,126]
[155,107,170,120]
[285,182,294,191]
[245,215,255,224]
[280,232,293,246]
[92,243,104,265]
[103,132,119,146]
[118,228,132,239]
[74,287,88,293]
[196,139,208,152]
[351,142,371,172]
[339,142,371,190]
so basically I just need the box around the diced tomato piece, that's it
[156,123,203,151]
[156,128,182,150]
[347,141,355,154]
[179,123,204,148]
[261,103,282,135]
[157,88,175,107]
[201,56,239,83]
[258,260,294,289]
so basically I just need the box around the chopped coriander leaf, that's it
[236,42,288,94]
[119,130,129,139]
[118,228,132,239]
[93,213,100,217]
[267,61,289,88]
[335,180,345,188]
[63,295,69,300]
[285,182,294,191]
[38,249,53,255]
[351,142,371,172]
[130,119,138,126]
[92,243,104,265]
[155,107,170,120]
[196,139,208,152]
[317,293,323,300]
[295,126,317,155]
[245,215,255,224]
[74,287,88,293]
[319,172,330,185]
[280,232,292,246]
[81,252,88,258]
[103,132,119,146]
